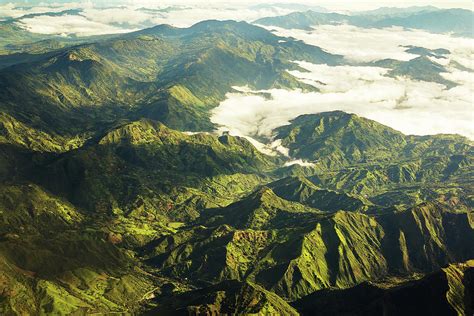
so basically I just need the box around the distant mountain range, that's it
[255,8,474,37]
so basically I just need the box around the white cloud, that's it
[7,3,300,35]
[80,7,155,26]
[284,159,316,167]
[0,2,89,19]
[5,2,473,38]
[16,14,137,36]
[267,24,474,64]
[211,61,474,141]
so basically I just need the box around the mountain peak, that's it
[98,119,177,145]
[274,111,406,167]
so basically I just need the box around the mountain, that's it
[372,9,474,37]
[255,11,353,30]
[402,45,450,57]
[254,8,474,37]
[268,176,371,212]
[148,280,299,315]
[355,6,440,17]
[274,111,472,168]
[274,111,408,168]
[274,112,473,204]
[372,55,457,88]
[293,260,474,315]
[18,119,275,223]
[1,109,472,313]
[0,15,472,315]
[0,20,341,137]
[145,198,473,301]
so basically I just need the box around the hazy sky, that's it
[0,0,472,10]
[146,1,473,11]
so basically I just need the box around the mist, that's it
[211,62,473,145]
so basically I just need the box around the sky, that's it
[0,1,472,10]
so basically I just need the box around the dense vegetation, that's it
[0,19,472,315]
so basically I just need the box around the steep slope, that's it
[27,120,274,223]
[148,280,299,315]
[274,111,408,168]
[200,187,322,229]
[144,196,474,300]
[0,183,156,315]
[293,260,474,316]
[0,20,341,137]
[268,176,371,212]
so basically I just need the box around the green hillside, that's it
[0,20,341,136]
[0,17,472,315]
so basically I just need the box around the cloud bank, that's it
[5,2,473,38]
[2,3,299,36]
[211,61,473,143]
[267,24,474,65]
[18,14,137,36]
[211,24,473,150]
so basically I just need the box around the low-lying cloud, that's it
[266,24,474,66]
[211,24,473,149]
[4,3,299,36]
[211,61,474,143]
[18,14,137,37]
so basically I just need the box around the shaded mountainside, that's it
[293,260,474,316]
[147,280,299,315]
[143,197,473,301]
[0,109,472,314]
[0,16,472,313]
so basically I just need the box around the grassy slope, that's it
[0,18,472,314]
[0,20,340,137]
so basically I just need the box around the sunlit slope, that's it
[0,20,341,136]
[293,260,474,315]
[144,194,473,300]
